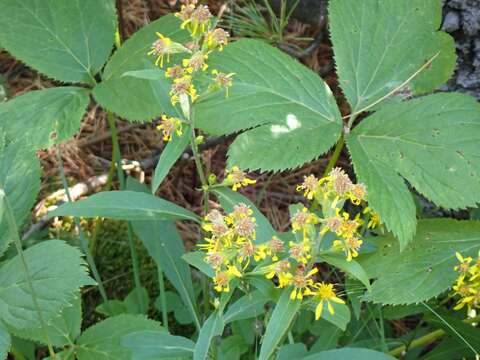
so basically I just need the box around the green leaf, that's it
[76,315,163,360]
[0,240,93,330]
[124,287,149,315]
[49,191,200,223]
[12,295,82,347]
[211,187,275,243]
[0,0,116,84]
[151,125,191,194]
[154,291,193,325]
[122,330,194,359]
[0,140,40,256]
[347,93,480,247]
[358,219,480,305]
[277,344,308,360]
[217,336,249,360]
[194,39,342,172]
[194,311,224,360]
[122,69,165,80]
[422,337,473,360]
[258,290,301,360]
[96,300,127,317]
[319,253,371,291]
[93,15,189,121]
[0,87,90,149]
[0,326,10,360]
[224,290,269,323]
[182,251,215,278]
[329,0,448,112]
[302,348,395,360]
[316,302,351,331]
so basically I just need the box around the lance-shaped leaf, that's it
[195,39,342,172]
[224,290,269,323]
[0,241,94,330]
[76,315,163,360]
[49,191,200,223]
[0,0,116,84]
[0,87,90,149]
[258,290,301,360]
[194,311,224,360]
[358,219,480,305]
[347,93,480,247]
[122,331,195,359]
[330,0,453,112]
[93,15,189,121]
[0,139,40,256]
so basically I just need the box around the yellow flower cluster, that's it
[223,166,256,191]
[148,0,234,142]
[452,252,480,311]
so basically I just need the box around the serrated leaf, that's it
[211,187,275,244]
[0,140,40,256]
[0,87,90,149]
[194,39,342,172]
[49,190,200,223]
[194,311,224,360]
[0,0,116,84]
[93,15,189,121]
[122,330,195,359]
[0,326,10,360]
[258,290,301,360]
[358,219,480,305]
[302,348,395,360]
[329,0,448,112]
[347,93,480,247]
[151,125,190,193]
[76,315,163,360]
[0,240,93,330]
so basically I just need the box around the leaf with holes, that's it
[358,219,480,305]
[93,15,189,121]
[0,0,116,84]
[347,93,480,247]
[194,39,342,172]
[0,87,90,149]
[329,0,452,112]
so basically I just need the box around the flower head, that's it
[183,52,209,73]
[224,166,256,191]
[297,175,320,200]
[211,70,234,97]
[290,267,318,300]
[305,282,345,320]
[205,28,230,51]
[157,115,183,141]
[329,167,353,196]
[148,33,173,67]
[165,65,185,79]
[170,75,198,105]
[289,241,311,264]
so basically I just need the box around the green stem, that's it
[287,331,294,344]
[1,192,56,359]
[323,134,344,177]
[157,266,168,330]
[56,148,110,308]
[106,112,145,313]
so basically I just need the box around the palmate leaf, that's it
[329,0,455,113]
[0,139,40,256]
[347,93,480,247]
[76,315,163,360]
[0,240,94,330]
[0,0,116,84]
[358,219,480,305]
[93,15,189,122]
[195,39,342,172]
[0,87,90,149]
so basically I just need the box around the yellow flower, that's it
[265,236,285,261]
[363,207,381,229]
[455,252,473,280]
[165,65,185,79]
[290,267,318,300]
[177,4,212,36]
[348,183,367,205]
[224,166,256,191]
[182,52,209,73]
[156,115,183,141]
[211,70,234,97]
[289,241,312,264]
[253,244,268,262]
[305,282,345,320]
[205,28,229,51]
[264,259,291,282]
[213,265,242,293]
[296,175,319,200]
[148,33,173,67]
[333,236,363,261]
[170,75,198,105]
[291,207,318,240]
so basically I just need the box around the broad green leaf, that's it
[310,320,342,352]
[93,15,189,121]
[358,219,480,305]
[194,311,224,360]
[258,290,301,360]
[382,304,424,320]
[217,335,249,360]
[302,348,395,360]
[0,87,89,149]
[76,315,163,360]
[277,344,308,360]
[0,0,116,84]
[316,302,351,331]
[152,125,191,194]
[195,39,342,172]
[0,140,40,256]
[0,326,10,360]
[347,93,480,247]
[329,0,448,112]
[212,187,275,243]
[422,337,473,360]
[182,251,215,278]
[122,331,194,359]
[124,287,149,315]
[224,290,269,323]
[12,295,82,347]
[122,69,165,80]
[49,191,200,223]
[0,241,93,330]
[319,253,371,291]
[96,300,127,317]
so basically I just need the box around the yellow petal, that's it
[327,302,334,315]
[315,301,324,320]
